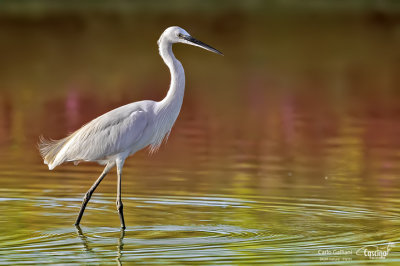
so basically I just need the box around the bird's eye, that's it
[178,33,183,38]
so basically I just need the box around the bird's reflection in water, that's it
[75,225,93,253]
[75,225,125,265]
[117,229,125,265]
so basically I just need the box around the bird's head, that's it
[158,26,223,55]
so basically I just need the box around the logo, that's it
[356,242,395,260]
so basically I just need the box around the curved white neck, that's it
[157,40,185,112]
[149,39,186,152]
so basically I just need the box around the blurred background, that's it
[0,0,400,264]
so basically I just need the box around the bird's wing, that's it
[46,107,149,168]
[71,108,148,160]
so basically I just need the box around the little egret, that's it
[39,26,222,229]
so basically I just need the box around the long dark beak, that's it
[183,35,223,55]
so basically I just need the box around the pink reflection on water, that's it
[281,94,295,145]
[65,87,80,133]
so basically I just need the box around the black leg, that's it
[75,162,115,226]
[116,159,126,229]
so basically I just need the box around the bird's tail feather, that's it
[38,135,71,170]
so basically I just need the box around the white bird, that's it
[39,26,222,229]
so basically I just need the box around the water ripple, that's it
[1,193,400,264]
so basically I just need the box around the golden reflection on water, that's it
[1,3,400,264]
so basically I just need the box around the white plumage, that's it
[38,26,222,228]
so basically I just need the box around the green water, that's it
[0,2,400,264]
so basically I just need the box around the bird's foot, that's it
[116,200,126,229]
